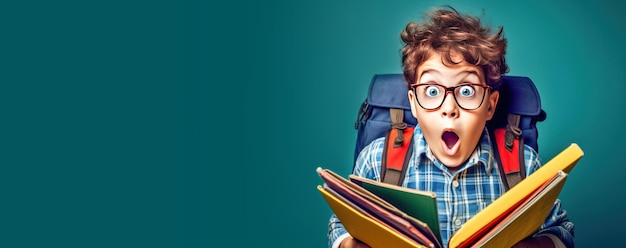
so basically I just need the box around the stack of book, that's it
[317,143,583,248]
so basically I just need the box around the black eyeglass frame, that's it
[411,83,492,110]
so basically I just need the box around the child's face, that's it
[408,53,499,168]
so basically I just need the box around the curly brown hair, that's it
[400,6,509,89]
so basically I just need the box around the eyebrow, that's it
[418,69,480,83]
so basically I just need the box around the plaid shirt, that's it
[328,125,574,248]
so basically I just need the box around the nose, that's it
[440,91,459,118]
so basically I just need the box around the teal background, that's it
[1,0,624,247]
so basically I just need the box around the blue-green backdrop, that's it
[1,0,623,247]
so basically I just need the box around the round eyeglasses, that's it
[411,83,491,110]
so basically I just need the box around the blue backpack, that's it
[353,74,547,190]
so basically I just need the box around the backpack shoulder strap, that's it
[380,108,414,186]
[490,113,527,191]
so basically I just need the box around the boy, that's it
[328,6,574,248]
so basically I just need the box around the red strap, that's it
[493,128,520,173]
[385,127,415,171]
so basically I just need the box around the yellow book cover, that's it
[317,168,438,247]
[472,170,568,247]
[448,143,583,247]
[318,185,427,248]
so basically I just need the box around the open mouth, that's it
[442,131,459,149]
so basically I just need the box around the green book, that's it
[349,175,442,244]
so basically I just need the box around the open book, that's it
[317,143,583,248]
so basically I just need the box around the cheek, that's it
[414,110,435,128]
[460,115,488,140]
[415,112,441,140]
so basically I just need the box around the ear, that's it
[408,90,419,118]
[486,90,499,120]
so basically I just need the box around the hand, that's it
[339,237,370,248]
[512,235,554,248]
